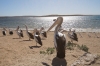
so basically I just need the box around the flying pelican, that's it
[40,26,47,39]
[24,25,34,40]
[47,17,66,59]
[2,28,7,36]
[67,29,78,43]
[9,29,13,35]
[34,28,42,46]
[16,26,24,38]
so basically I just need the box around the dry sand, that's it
[0,30,100,66]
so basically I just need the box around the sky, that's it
[0,0,100,16]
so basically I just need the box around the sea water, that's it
[0,15,100,32]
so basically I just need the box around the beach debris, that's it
[71,52,99,66]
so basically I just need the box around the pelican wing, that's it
[20,32,24,37]
[72,32,78,41]
[9,31,13,35]
[17,31,23,37]
[2,31,6,35]
[28,32,34,39]
[35,35,42,46]
[68,33,74,38]
[41,31,47,38]
[55,33,66,58]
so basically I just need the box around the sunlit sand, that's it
[0,30,100,66]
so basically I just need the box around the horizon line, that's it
[0,14,100,17]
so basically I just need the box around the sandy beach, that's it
[0,30,100,66]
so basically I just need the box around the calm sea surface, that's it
[0,15,100,32]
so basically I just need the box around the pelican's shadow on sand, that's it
[29,46,41,49]
[0,36,4,37]
[23,40,32,41]
[52,57,67,66]
[13,38,21,39]
[42,62,50,66]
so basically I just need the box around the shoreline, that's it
[0,27,100,32]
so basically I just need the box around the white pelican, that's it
[9,29,13,35]
[67,29,78,43]
[24,25,34,40]
[16,26,24,38]
[47,17,66,59]
[40,26,47,39]
[34,28,42,46]
[2,28,7,36]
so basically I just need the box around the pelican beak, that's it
[47,20,58,32]
[47,17,63,32]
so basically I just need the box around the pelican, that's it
[9,29,13,35]
[47,17,66,59]
[79,32,82,38]
[68,29,78,43]
[2,28,7,36]
[24,25,34,40]
[93,32,99,38]
[16,26,24,38]
[34,28,42,46]
[79,29,83,38]
[87,32,91,38]
[40,26,47,39]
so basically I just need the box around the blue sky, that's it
[0,0,100,16]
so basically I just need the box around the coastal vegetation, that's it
[40,41,89,55]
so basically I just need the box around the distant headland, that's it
[0,14,100,17]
